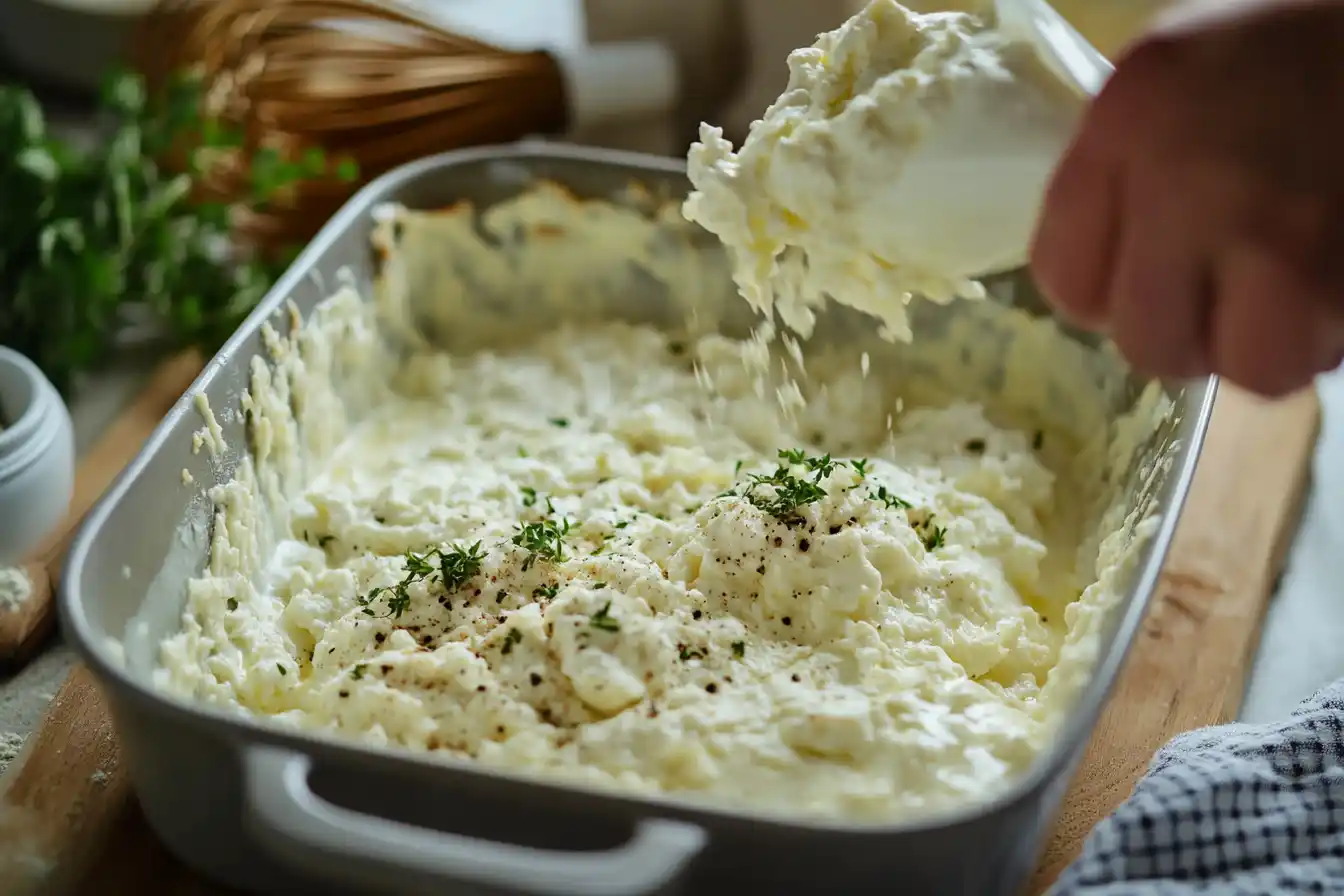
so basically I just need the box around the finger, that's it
[1152,0,1283,34]
[1210,243,1328,397]
[1031,37,1181,329]
[1029,127,1121,329]
[1107,169,1213,378]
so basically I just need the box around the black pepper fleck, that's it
[799,538,810,553]
[782,616,792,626]
[705,683,718,694]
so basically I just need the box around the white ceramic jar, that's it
[0,347,75,566]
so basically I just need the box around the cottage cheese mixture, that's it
[684,0,1087,341]
[163,312,1084,820]
[152,3,1166,821]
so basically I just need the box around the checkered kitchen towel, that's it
[1052,678,1344,895]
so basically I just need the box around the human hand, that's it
[1029,0,1344,397]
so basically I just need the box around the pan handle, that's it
[241,744,707,896]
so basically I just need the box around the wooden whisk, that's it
[132,0,677,251]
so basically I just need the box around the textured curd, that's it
[151,186,1169,824]
[684,0,1086,341]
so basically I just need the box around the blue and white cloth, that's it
[1054,678,1344,894]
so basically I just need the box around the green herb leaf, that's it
[357,542,485,618]
[869,485,911,511]
[590,601,620,632]
[918,518,947,552]
[512,515,570,571]
[500,627,524,655]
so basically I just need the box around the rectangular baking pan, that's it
[61,141,1217,896]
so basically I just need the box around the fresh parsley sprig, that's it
[0,70,357,395]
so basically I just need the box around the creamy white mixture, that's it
[684,0,1086,342]
[164,317,1079,820]
[150,181,1173,824]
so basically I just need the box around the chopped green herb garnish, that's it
[512,516,571,571]
[532,583,559,600]
[731,640,746,659]
[593,582,607,590]
[437,541,487,591]
[851,459,870,479]
[870,485,911,511]
[726,449,846,520]
[614,520,629,530]
[351,664,367,680]
[590,601,620,632]
[276,663,287,675]
[500,627,524,655]
[358,542,485,618]
[520,486,538,508]
[226,597,238,611]
[679,645,706,661]
[965,438,986,454]
[317,534,336,548]
[784,448,833,483]
[549,417,570,428]
[919,520,947,552]
[1032,430,1044,450]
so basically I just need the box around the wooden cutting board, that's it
[0,380,1320,896]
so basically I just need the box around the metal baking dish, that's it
[62,141,1217,896]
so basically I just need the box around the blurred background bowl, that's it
[0,0,150,94]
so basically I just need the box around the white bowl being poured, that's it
[879,0,1115,285]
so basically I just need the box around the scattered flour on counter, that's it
[0,732,26,774]
[0,568,31,612]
